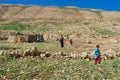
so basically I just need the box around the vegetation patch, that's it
[84,22,120,35]
[96,29,120,35]
[0,41,20,50]
[84,8,103,16]
[34,23,63,32]
[0,56,120,80]
[0,23,30,30]
[0,45,19,50]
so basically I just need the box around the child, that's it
[94,45,101,65]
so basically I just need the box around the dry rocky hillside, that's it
[0,5,120,32]
[0,5,120,24]
[0,5,120,59]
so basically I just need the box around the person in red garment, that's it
[69,38,73,46]
[94,45,101,65]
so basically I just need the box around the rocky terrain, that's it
[0,4,120,80]
[0,4,120,58]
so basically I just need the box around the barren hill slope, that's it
[0,5,120,24]
[0,5,120,34]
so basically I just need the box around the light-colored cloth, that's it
[94,48,100,59]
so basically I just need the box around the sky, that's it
[0,0,120,11]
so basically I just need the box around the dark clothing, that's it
[60,37,64,48]
[36,34,44,42]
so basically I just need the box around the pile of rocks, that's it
[0,35,8,40]
[9,47,51,58]
[1,47,120,61]
[78,49,120,61]
[101,49,120,60]
[8,35,27,43]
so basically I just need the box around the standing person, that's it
[60,35,64,48]
[36,33,40,42]
[49,33,53,39]
[66,34,69,39]
[69,38,73,46]
[94,45,101,65]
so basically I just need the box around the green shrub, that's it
[0,23,29,30]
[97,30,120,35]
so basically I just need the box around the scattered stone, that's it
[86,41,92,44]
[0,50,4,56]
[40,53,46,58]
[102,49,117,60]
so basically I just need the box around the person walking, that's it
[60,35,64,48]
[94,45,101,65]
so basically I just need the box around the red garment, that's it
[94,56,101,65]
[69,39,73,45]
